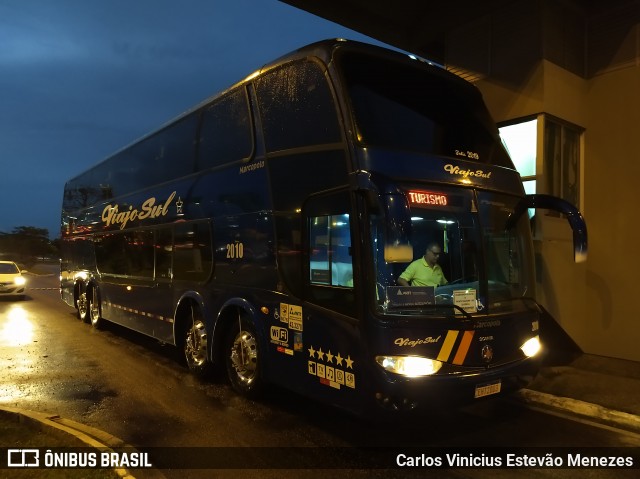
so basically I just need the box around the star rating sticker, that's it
[345,355,354,369]
[317,348,325,361]
[335,353,343,366]
[326,350,334,363]
[308,345,316,358]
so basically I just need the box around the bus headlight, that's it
[375,355,442,377]
[520,335,541,358]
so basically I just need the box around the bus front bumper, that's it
[372,356,541,412]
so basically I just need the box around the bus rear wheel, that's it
[77,291,89,322]
[88,288,102,329]
[225,317,263,397]
[183,307,211,378]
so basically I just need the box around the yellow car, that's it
[0,261,27,300]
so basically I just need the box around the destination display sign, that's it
[407,190,448,207]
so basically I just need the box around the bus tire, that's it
[77,290,89,323]
[88,288,103,329]
[183,306,212,378]
[225,316,263,397]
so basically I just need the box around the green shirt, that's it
[399,257,448,287]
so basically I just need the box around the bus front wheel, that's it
[225,317,263,397]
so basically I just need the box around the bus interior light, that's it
[520,335,541,358]
[375,355,443,377]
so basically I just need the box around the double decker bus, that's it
[60,39,587,415]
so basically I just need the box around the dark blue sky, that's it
[0,0,385,238]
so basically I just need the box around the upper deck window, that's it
[338,51,512,168]
[255,60,341,153]
[199,88,253,169]
[63,113,198,211]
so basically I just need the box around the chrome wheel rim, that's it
[229,330,258,386]
[185,320,208,367]
[77,292,88,318]
[89,290,100,325]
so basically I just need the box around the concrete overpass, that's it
[282,0,632,69]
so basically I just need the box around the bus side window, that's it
[95,230,154,278]
[309,214,353,288]
[173,222,213,282]
[255,60,341,153]
[198,88,253,170]
[118,115,198,196]
[155,227,173,280]
[304,189,356,317]
[95,233,127,276]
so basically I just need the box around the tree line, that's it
[0,226,59,266]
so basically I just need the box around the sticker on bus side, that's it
[308,344,356,390]
[270,326,288,346]
[278,303,303,331]
[270,325,294,356]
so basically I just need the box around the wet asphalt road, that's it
[1,270,639,478]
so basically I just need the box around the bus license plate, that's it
[474,380,501,398]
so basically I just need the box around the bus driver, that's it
[397,243,448,287]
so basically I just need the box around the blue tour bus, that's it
[60,39,587,415]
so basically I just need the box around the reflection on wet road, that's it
[0,270,114,418]
[1,304,34,347]
[0,303,38,402]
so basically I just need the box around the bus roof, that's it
[65,39,462,184]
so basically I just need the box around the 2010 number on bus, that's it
[226,242,244,259]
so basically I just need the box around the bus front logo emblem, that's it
[481,344,494,363]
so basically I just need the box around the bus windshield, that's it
[338,50,513,167]
[372,188,536,316]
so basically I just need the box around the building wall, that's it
[475,59,640,362]
[442,0,640,361]
[582,64,640,360]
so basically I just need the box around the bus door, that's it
[286,189,364,409]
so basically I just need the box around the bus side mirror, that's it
[508,194,588,263]
[351,170,380,214]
